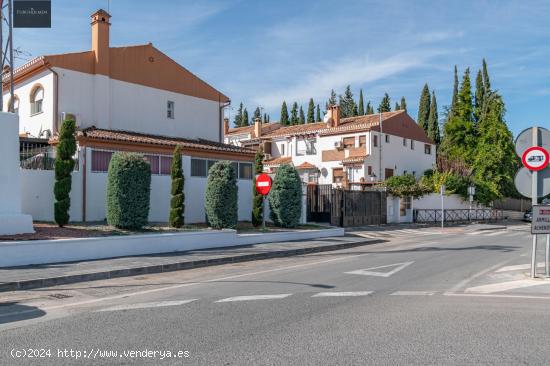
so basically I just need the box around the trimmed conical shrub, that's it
[169,146,185,227]
[205,161,238,229]
[269,164,302,228]
[54,116,77,227]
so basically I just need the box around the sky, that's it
[10,0,550,136]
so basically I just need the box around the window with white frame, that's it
[167,101,175,119]
[296,138,317,156]
[30,86,44,115]
[91,149,173,175]
[385,134,390,143]
[190,158,252,179]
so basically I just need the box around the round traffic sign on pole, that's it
[522,146,550,171]
[255,173,272,196]
[515,126,550,158]
[514,167,550,198]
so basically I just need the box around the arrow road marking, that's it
[344,261,414,278]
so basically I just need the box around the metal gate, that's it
[331,189,387,227]
[307,184,333,222]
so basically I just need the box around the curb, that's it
[0,239,382,293]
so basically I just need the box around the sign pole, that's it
[440,185,445,229]
[531,127,539,278]
[546,234,550,278]
[262,196,266,230]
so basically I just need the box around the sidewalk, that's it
[0,235,378,293]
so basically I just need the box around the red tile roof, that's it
[226,122,282,136]
[296,162,318,169]
[263,156,292,166]
[342,155,367,164]
[76,127,256,155]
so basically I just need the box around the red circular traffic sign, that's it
[522,146,549,171]
[255,173,272,195]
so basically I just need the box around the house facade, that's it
[225,106,436,186]
[8,9,255,223]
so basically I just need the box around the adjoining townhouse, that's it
[225,105,435,186]
[7,9,255,223]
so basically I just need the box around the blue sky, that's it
[12,0,550,136]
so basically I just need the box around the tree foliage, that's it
[427,91,440,146]
[417,83,431,132]
[339,85,356,118]
[358,89,365,115]
[169,146,185,228]
[269,165,302,228]
[106,153,151,229]
[54,116,77,227]
[307,98,315,123]
[205,161,238,229]
[280,101,289,126]
[385,174,431,198]
[299,105,305,124]
[400,96,407,112]
[377,93,391,113]
[290,102,299,125]
[316,104,321,122]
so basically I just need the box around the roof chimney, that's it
[253,117,262,138]
[223,118,229,135]
[91,9,111,75]
[326,105,340,127]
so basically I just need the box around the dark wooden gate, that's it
[307,184,333,222]
[330,189,387,227]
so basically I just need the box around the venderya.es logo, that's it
[14,0,51,28]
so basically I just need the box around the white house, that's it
[7,9,255,223]
[225,105,436,186]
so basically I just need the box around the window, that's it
[160,156,173,175]
[385,134,390,143]
[373,135,378,147]
[91,150,113,172]
[30,85,44,115]
[385,168,394,179]
[144,155,161,175]
[403,138,407,146]
[191,158,207,177]
[8,95,19,115]
[411,140,415,150]
[239,162,253,180]
[281,144,285,156]
[167,101,175,119]
[424,144,432,155]
[333,168,344,183]
[400,197,412,216]
[359,135,366,147]
[367,165,372,176]
[343,137,355,149]
[208,160,217,173]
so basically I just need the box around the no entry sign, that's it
[522,146,549,171]
[255,173,272,195]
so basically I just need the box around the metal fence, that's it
[20,139,79,171]
[413,209,504,223]
[492,197,532,212]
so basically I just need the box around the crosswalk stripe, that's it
[391,291,435,296]
[216,294,291,303]
[312,291,373,297]
[99,299,197,312]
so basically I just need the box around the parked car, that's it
[523,209,532,222]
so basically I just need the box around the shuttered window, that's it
[343,137,355,149]
[91,150,113,173]
[239,163,253,180]
[333,168,344,183]
[359,136,366,147]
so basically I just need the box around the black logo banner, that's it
[14,0,51,28]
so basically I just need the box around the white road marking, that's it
[345,261,414,278]
[465,279,550,294]
[466,231,485,236]
[0,252,373,319]
[484,231,506,236]
[216,294,291,302]
[496,262,545,272]
[99,299,197,312]
[391,291,435,296]
[444,292,550,300]
[446,257,518,293]
[312,291,373,297]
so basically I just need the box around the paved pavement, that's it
[3,222,549,365]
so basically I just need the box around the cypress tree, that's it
[251,147,265,227]
[447,65,459,122]
[290,102,299,125]
[474,69,485,124]
[242,108,249,126]
[377,93,391,113]
[234,102,243,127]
[280,101,289,125]
[482,58,491,93]
[253,106,262,122]
[366,102,374,115]
[340,85,356,118]
[316,104,321,122]
[299,105,305,124]
[400,97,407,112]
[417,83,431,132]
[358,89,365,115]
[169,146,185,228]
[307,98,315,123]
[395,102,400,111]
[263,113,267,123]
[427,91,440,146]
[54,116,77,227]
[457,68,473,123]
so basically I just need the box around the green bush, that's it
[54,117,77,227]
[269,164,302,228]
[252,148,264,227]
[385,174,431,198]
[106,152,151,229]
[204,161,238,229]
[169,146,185,227]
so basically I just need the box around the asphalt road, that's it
[2,224,549,365]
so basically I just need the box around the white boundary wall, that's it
[0,228,344,267]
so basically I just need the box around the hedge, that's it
[204,161,238,229]
[269,164,302,228]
